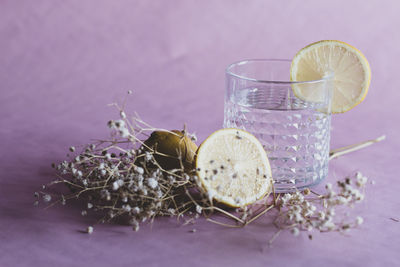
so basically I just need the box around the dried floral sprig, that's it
[329,135,386,160]
[34,94,268,233]
[35,96,206,232]
[35,92,375,246]
[269,171,368,245]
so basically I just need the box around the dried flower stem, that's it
[245,204,275,225]
[36,92,372,245]
[203,206,245,224]
[206,218,243,228]
[267,229,282,247]
[329,135,386,160]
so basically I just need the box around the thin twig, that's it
[245,204,275,225]
[206,218,243,228]
[267,229,282,247]
[329,135,386,160]
[203,206,245,224]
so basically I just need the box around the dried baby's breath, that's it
[87,226,94,234]
[36,92,377,247]
[267,171,369,246]
[36,92,219,231]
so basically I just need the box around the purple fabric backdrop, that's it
[1,0,399,266]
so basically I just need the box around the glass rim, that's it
[226,59,333,84]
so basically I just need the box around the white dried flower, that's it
[114,119,125,129]
[132,207,140,214]
[136,167,144,175]
[87,226,94,234]
[107,120,114,128]
[189,133,197,142]
[356,216,364,225]
[206,189,216,201]
[69,146,76,152]
[356,174,368,187]
[293,191,304,202]
[122,204,131,212]
[119,128,130,138]
[145,152,153,162]
[196,205,202,214]
[147,178,158,189]
[137,179,143,189]
[303,207,315,217]
[291,227,300,236]
[327,208,335,216]
[87,203,93,209]
[323,221,335,231]
[293,213,303,223]
[336,196,348,205]
[326,190,336,198]
[43,194,52,202]
[167,208,175,215]
[325,183,332,191]
[141,188,148,196]
[281,193,291,205]
[353,190,364,202]
[317,211,326,220]
[120,111,126,119]
[291,205,300,213]
[112,179,124,190]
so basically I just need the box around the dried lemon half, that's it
[195,128,272,207]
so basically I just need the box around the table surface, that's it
[1,1,399,266]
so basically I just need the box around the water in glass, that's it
[224,86,331,192]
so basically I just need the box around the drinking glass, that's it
[224,59,333,192]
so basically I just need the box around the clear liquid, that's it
[224,87,331,192]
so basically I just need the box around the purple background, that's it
[1,0,399,266]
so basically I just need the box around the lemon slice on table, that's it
[290,40,371,113]
[195,128,272,208]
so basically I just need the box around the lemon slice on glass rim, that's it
[290,40,371,113]
[195,128,272,208]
